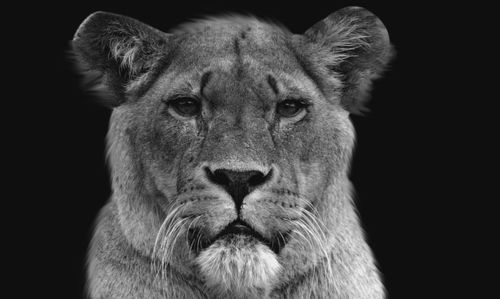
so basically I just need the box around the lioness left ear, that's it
[304,7,394,114]
[71,12,169,107]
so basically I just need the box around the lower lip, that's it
[189,228,288,254]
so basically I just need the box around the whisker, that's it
[185,216,202,256]
[287,196,334,285]
[150,203,195,282]
[303,211,334,286]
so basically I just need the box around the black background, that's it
[9,1,484,298]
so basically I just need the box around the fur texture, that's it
[196,235,281,298]
[72,7,394,299]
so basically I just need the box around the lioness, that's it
[72,6,394,298]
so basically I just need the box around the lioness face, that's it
[137,25,354,291]
[73,7,392,296]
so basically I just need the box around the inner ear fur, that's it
[304,6,395,114]
[71,11,169,107]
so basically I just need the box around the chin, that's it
[195,234,281,298]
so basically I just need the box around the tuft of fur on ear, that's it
[71,11,168,107]
[305,6,395,114]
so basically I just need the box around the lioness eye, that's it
[276,99,308,118]
[169,97,201,117]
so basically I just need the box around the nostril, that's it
[204,167,271,188]
[247,172,264,187]
[205,167,231,187]
[248,168,272,187]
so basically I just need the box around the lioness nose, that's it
[204,168,272,211]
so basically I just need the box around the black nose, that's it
[204,167,272,211]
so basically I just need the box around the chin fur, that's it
[195,235,281,298]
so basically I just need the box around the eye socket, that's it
[168,97,201,117]
[276,99,309,118]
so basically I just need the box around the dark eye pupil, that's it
[277,100,305,117]
[171,98,200,117]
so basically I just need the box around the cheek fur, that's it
[146,116,197,162]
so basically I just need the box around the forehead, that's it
[153,16,322,99]
[172,17,294,66]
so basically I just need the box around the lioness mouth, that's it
[190,220,289,254]
[215,220,268,243]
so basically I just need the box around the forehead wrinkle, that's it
[152,55,235,96]
[241,55,321,100]
[200,71,212,97]
[153,46,321,103]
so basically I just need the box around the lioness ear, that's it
[304,7,394,114]
[71,12,168,107]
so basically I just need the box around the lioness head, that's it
[73,7,393,298]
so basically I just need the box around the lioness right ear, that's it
[71,12,169,107]
[304,7,395,114]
